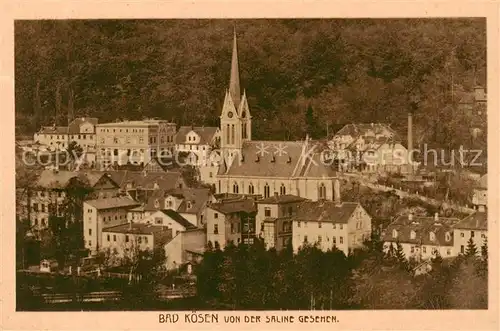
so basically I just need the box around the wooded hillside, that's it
[15,19,486,149]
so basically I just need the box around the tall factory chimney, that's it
[407,111,413,166]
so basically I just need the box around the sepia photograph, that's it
[12,15,491,315]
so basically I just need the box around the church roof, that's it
[220,140,337,179]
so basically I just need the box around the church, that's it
[212,30,339,201]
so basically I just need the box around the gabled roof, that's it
[85,196,140,210]
[257,194,306,205]
[106,170,184,191]
[477,174,487,189]
[103,222,172,236]
[174,126,219,145]
[222,140,337,179]
[209,198,256,215]
[382,215,460,246]
[68,117,98,133]
[290,200,360,224]
[333,123,398,139]
[37,126,69,135]
[143,187,212,214]
[453,212,487,231]
[159,209,196,230]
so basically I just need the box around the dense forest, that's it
[15,19,486,149]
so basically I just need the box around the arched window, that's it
[445,232,451,242]
[429,232,436,241]
[242,123,247,139]
[226,124,230,145]
[410,230,416,240]
[318,183,327,199]
[280,183,286,195]
[233,182,239,194]
[264,183,270,198]
[248,183,255,195]
[392,229,398,238]
[231,124,235,145]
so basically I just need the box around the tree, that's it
[395,242,409,271]
[464,237,478,258]
[481,237,488,260]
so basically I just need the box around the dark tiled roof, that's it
[106,170,184,191]
[257,194,306,205]
[85,196,140,210]
[291,200,360,224]
[477,174,487,189]
[334,123,398,139]
[222,140,337,178]
[209,198,256,215]
[34,170,115,189]
[160,209,196,229]
[382,215,460,246]
[453,212,487,230]
[103,222,173,236]
[68,117,98,134]
[38,126,69,135]
[174,126,219,145]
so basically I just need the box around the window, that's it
[481,233,486,239]
[113,235,116,242]
[214,224,219,234]
[155,217,162,225]
[214,212,218,219]
[333,236,336,244]
[280,183,286,195]
[209,172,213,178]
[445,232,451,242]
[318,235,322,243]
[423,246,427,253]
[460,232,464,237]
[264,184,270,198]
[107,235,110,241]
[318,183,327,199]
[392,229,398,238]
[41,204,45,213]
[89,240,92,246]
[471,231,475,238]
[137,236,142,244]
[144,237,148,244]
[318,222,322,228]
[339,236,344,244]
[125,235,129,242]
[333,224,336,229]
[304,235,308,243]
[410,246,415,253]
[264,208,271,217]
[231,223,235,234]
[410,230,416,240]
[248,183,254,194]
[429,232,435,241]
[233,182,239,194]
[297,221,301,228]
[460,245,465,254]
[288,206,293,216]
[340,224,343,230]
[89,229,92,235]
[447,248,451,255]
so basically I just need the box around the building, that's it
[33,125,69,151]
[164,228,206,270]
[264,197,372,256]
[457,85,487,116]
[472,173,487,211]
[328,123,413,173]
[382,213,461,261]
[214,31,340,201]
[205,198,257,249]
[106,170,186,194]
[96,119,176,168]
[453,211,487,256]
[101,222,172,259]
[83,196,141,254]
[139,209,196,237]
[25,169,120,231]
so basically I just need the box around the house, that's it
[95,119,176,168]
[67,117,99,164]
[453,211,487,256]
[205,197,257,249]
[164,228,207,270]
[140,209,196,237]
[101,222,172,259]
[33,125,70,151]
[382,213,461,261]
[472,174,487,210]
[83,196,141,254]
[26,169,119,231]
[106,170,186,194]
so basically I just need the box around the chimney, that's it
[407,112,413,166]
[434,212,439,221]
[408,213,413,221]
[334,178,341,206]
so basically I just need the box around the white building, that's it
[453,211,487,256]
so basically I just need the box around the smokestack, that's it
[334,179,341,206]
[407,112,413,166]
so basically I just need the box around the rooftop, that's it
[97,120,160,128]
[103,222,173,235]
[37,126,69,135]
[159,209,196,230]
[175,126,219,145]
[257,194,306,205]
[209,198,256,215]
[454,212,487,231]
[85,196,140,210]
[290,200,360,224]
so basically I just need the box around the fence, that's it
[41,291,122,304]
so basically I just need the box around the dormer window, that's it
[410,230,416,240]
[154,199,160,209]
[187,201,193,209]
[429,232,436,241]
[445,232,451,242]
[392,229,398,239]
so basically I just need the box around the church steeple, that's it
[229,27,241,108]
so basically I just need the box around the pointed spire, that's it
[229,26,241,108]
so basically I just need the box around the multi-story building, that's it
[382,213,461,261]
[164,228,206,270]
[96,119,176,168]
[33,125,69,151]
[205,198,256,249]
[263,198,372,256]
[67,117,99,164]
[139,209,196,237]
[101,222,172,259]
[453,211,487,256]
[83,196,141,254]
[472,173,487,211]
